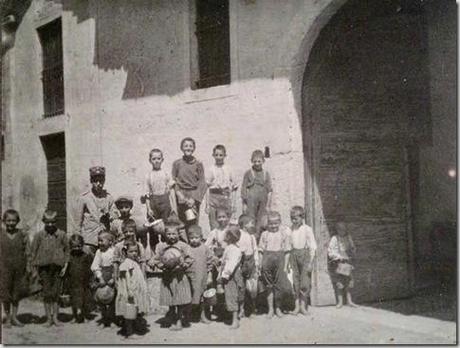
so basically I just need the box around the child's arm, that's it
[196,161,208,204]
[59,233,70,277]
[327,236,341,261]
[241,171,249,213]
[265,171,273,210]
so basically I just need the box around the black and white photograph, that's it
[0,0,457,344]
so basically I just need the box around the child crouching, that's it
[116,241,149,339]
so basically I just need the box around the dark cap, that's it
[115,196,133,208]
[89,166,105,178]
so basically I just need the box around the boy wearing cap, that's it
[111,196,134,243]
[77,166,115,253]
[30,209,69,327]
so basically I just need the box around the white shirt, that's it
[144,169,173,196]
[206,164,237,190]
[91,247,115,278]
[221,244,242,279]
[205,227,227,249]
[288,224,317,253]
[238,229,259,265]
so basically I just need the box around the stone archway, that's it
[302,0,431,305]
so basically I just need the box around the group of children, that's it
[0,137,358,336]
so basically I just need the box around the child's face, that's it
[290,211,303,228]
[216,211,230,228]
[43,220,57,233]
[213,149,226,165]
[243,220,256,234]
[91,175,105,192]
[4,214,19,232]
[181,140,195,157]
[117,204,131,218]
[123,227,136,240]
[267,217,281,233]
[165,228,179,244]
[126,246,138,260]
[189,234,202,247]
[70,241,84,254]
[149,152,164,170]
[251,156,264,171]
[98,236,111,251]
[337,223,347,237]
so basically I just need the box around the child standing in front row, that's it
[237,214,259,319]
[327,221,357,308]
[288,206,316,316]
[241,150,273,239]
[149,219,194,331]
[187,225,214,324]
[172,137,207,237]
[30,209,69,327]
[91,232,116,327]
[0,209,29,328]
[67,234,93,323]
[219,225,244,329]
[116,242,149,339]
[258,211,292,319]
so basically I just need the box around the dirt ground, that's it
[1,295,456,345]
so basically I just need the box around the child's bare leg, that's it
[44,302,53,327]
[266,291,274,318]
[3,302,12,328]
[52,302,63,326]
[290,298,300,315]
[200,304,210,324]
[10,302,24,326]
[336,288,343,309]
[230,311,239,329]
[238,300,245,319]
[346,289,357,307]
[299,299,310,316]
[71,306,79,322]
[275,302,284,318]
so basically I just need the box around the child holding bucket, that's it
[149,218,194,331]
[116,241,149,339]
[187,225,214,324]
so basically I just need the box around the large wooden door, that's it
[304,6,428,304]
[40,133,67,231]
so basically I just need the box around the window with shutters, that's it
[37,18,64,117]
[193,0,230,89]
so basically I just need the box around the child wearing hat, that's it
[0,209,30,328]
[77,166,115,253]
[148,217,194,331]
[111,196,134,243]
[91,232,116,327]
[186,225,214,324]
[30,209,69,327]
[65,234,93,323]
[218,225,244,329]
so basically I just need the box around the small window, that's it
[37,18,64,117]
[194,0,230,89]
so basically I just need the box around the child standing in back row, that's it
[205,145,237,230]
[288,206,316,316]
[172,138,207,238]
[241,150,273,239]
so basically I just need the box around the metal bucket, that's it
[203,288,217,306]
[184,208,196,221]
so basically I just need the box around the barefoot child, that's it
[149,219,194,331]
[241,150,273,239]
[91,232,116,327]
[237,214,259,318]
[258,211,292,319]
[219,225,244,329]
[205,144,237,230]
[116,242,149,339]
[66,234,93,323]
[30,209,69,327]
[288,206,316,316]
[187,225,214,324]
[0,209,29,327]
[172,137,207,236]
[327,221,357,308]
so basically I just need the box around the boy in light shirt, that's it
[288,206,317,316]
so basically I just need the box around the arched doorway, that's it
[303,0,431,305]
